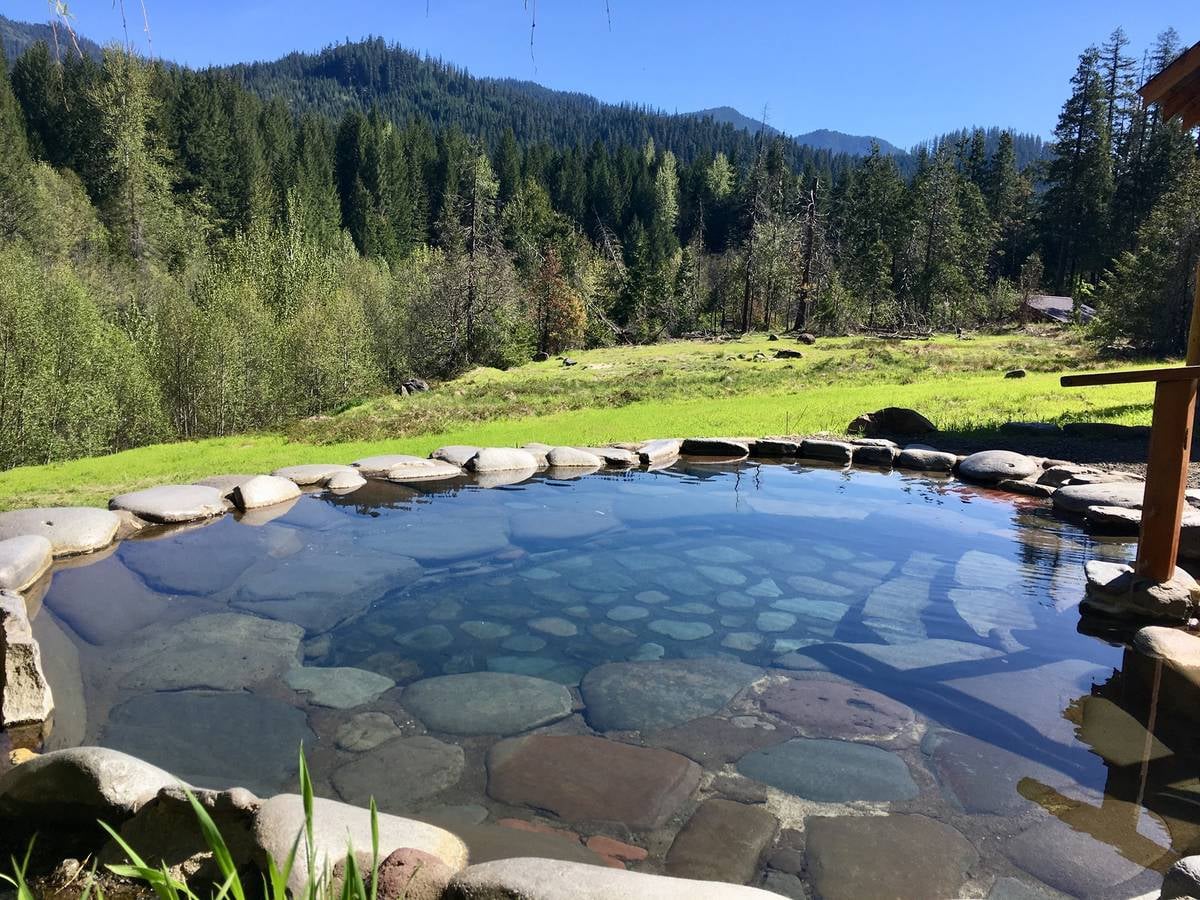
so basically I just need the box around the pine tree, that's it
[0,44,34,240]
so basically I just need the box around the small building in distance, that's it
[1023,293,1096,325]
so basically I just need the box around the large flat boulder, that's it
[0,535,53,592]
[799,439,853,463]
[681,438,751,457]
[546,446,604,468]
[0,746,178,826]
[922,729,1069,815]
[1003,815,1155,898]
[486,734,701,830]
[805,814,978,900]
[401,672,573,736]
[431,446,481,467]
[895,447,957,472]
[0,506,121,557]
[1,590,53,727]
[272,463,358,486]
[254,794,468,895]
[229,475,302,510]
[331,736,465,810]
[109,485,228,524]
[957,450,1039,484]
[738,738,918,802]
[1083,560,1199,621]
[580,658,762,732]
[757,679,915,741]
[101,691,314,795]
[637,438,683,465]
[1052,481,1144,514]
[122,613,304,692]
[848,407,937,437]
[468,448,541,473]
[45,555,175,644]
[1134,625,1200,690]
[664,798,778,883]
[445,857,784,899]
[284,665,395,709]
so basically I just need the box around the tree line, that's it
[0,26,1196,471]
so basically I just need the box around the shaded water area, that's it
[27,460,1200,898]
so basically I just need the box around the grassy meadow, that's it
[0,330,1166,510]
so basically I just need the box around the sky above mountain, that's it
[6,0,1192,147]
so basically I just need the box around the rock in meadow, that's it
[0,506,121,557]
[326,470,367,492]
[957,450,1040,484]
[847,407,937,436]
[0,535,52,592]
[805,814,978,900]
[1,590,53,727]
[581,658,761,732]
[253,794,468,895]
[401,672,573,735]
[445,857,783,899]
[486,734,701,829]
[0,746,178,826]
[109,484,228,523]
[331,736,465,809]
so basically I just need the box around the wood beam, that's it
[1060,366,1200,387]
[1136,379,1198,581]
[1141,40,1200,104]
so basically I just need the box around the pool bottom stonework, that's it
[11,456,1199,898]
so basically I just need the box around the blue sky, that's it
[6,0,1194,147]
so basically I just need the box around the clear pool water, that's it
[28,459,1199,898]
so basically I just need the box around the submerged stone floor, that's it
[3,446,1199,899]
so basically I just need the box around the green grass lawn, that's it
[0,330,1165,510]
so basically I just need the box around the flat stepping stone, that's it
[648,619,714,641]
[581,658,761,732]
[335,711,402,752]
[896,447,957,472]
[500,634,546,652]
[284,665,394,709]
[0,507,120,557]
[697,565,746,586]
[607,604,650,622]
[684,546,753,564]
[227,474,301,510]
[1052,481,1144,513]
[0,535,52,592]
[665,601,715,614]
[529,616,577,637]
[950,587,1034,644]
[721,632,762,651]
[331,735,465,809]
[486,734,701,829]
[589,623,638,644]
[545,446,603,467]
[582,446,639,467]
[645,716,791,767]
[681,437,750,457]
[271,463,358,486]
[45,557,175,645]
[664,799,778,884]
[430,445,480,467]
[467,447,540,473]
[806,814,978,900]
[637,438,683,464]
[1003,815,1153,898]
[800,438,853,462]
[401,672,573,735]
[759,679,914,741]
[738,738,918,801]
[958,450,1039,484]
[353,454,445,478]
[755,611,795,632]
[123,613,303,691]
[786,575,855,598]
[102,690,314,794]
[386,458,462,482]
[655,570,714,596]
[922,729,1071,815]
[629,642,665,661]
[109,485,227,524]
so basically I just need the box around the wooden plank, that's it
[1141,40,1200,103]
[1060,366,1200,387]
[1136,380,1198,581]
[1188,259,1200,366]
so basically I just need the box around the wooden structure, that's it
[1061,39,1200,583]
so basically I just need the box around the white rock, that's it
[272,464,358,487]
[0,507,121,557]
[0,535,53,592]
[326,470,367,492]
[109,485,227,524]
[546,446,604,468]
[1,591,52,726]
[637,439,683,465]
[230,475,302,510]
[468,448,541,473]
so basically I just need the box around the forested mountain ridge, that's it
[0,14,102,64]
[689,106,905,157]
[0,21,1196,477]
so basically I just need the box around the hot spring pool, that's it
[26,459,1200,897]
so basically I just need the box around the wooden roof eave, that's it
[1141,40,1200,130]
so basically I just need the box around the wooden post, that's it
[1136,379,1198,581]
[1189,259,1200,367]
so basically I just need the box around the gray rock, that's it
[1083,504,1142,532]
[755,611,796,632]
[645,715,791,767]
[0,535,52,592]
[271,463,359,486]
[986,876,1063,900]
[122,613,304,692]
[401,672,573,735]
[0,506,121,557]
[638,438,683,465]
[758,679,914,741]
[582,446,640,467]
[396,624,455,650]
[254,794,468,895]
[1052,481,1144,513]
[0,746,178,825]
[335,711,403,752]
[1083,560,1199,621]
[1,591,52,727]
[950,587,1034,644]
[431,445,482,467]
[284,665,394,709]
[854,443,898,466]
[682,437,751,457]
[109,485,227,523]
[1004,816,1150,898]
[546,446,604,467]
[331,735,466,809]
[805,814,978,900]
[664,798,778,883]
[581,658,762,732]
[738,738,918,801]
[529,616,578,637]
[753,438,802,456]
[847,407,937,436]
[998,478,1055,497]
[1163,856,1200,900]
[460,620,513,640]
[922,729,1068,815]
[229,475,302,510]
[863,575,933,644]
[895,446,957,472]
[195,473,257,492]
[648,619,714,640]
[102,691,314,795]
[1133,625,1200,689]
[468,447,541,473]
[445,857,783,899]
[387,458,463,482]
[778,637,1004,673]
[800,439,853,462]
[353,454,434,477]
[326,470,367,492]
[958,450,1040,484]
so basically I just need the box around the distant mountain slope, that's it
[691,106,903,156]
[1,14,102,63]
